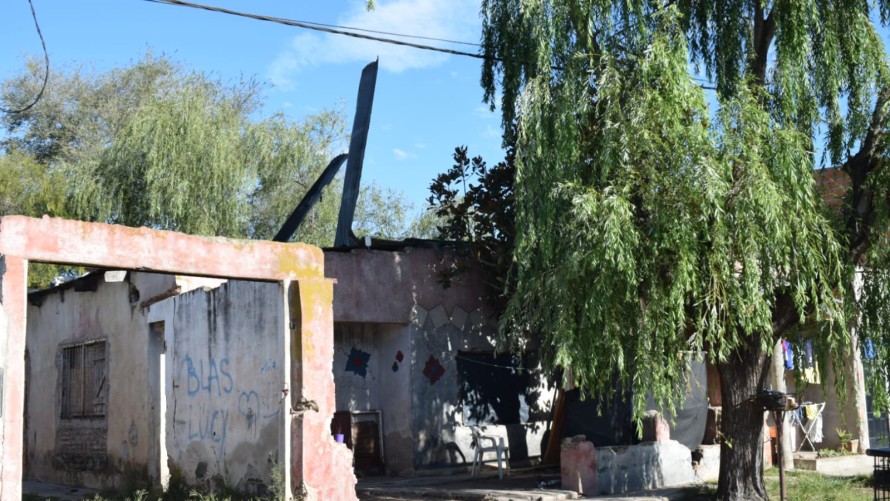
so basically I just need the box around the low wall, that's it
[596,440,695,495]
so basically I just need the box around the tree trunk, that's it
[716,341,771,501]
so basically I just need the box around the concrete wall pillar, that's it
[848,332,870,452]
[561,436,597,496]
[0,255,27,500]
[770,339,794,470]
[289,280,357,501]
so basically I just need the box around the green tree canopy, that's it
[479,2,890,499]
[1,54,426,287]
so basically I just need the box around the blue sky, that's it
[0,0,505,209]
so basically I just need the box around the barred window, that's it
[61,341,107,419]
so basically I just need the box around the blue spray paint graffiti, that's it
[187,404,229,448]
[185,355,234,396]
[181,354,281,451]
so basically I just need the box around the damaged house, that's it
[21,240,558,492]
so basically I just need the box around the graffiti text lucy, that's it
[187,404,229,455]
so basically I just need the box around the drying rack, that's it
[792,402,825,452]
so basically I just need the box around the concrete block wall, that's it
[0,215,349,500]
[326,247,556,475]
[332,322,414,475]
[595,440,695,495]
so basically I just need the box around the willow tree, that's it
[1,55,425,265]
[480,2,890,499]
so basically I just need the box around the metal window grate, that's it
[61,341,107,419]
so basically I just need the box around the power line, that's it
[1,0,50,115]
[144,0,716,91]
[143,0,492,61]
[278,18,481,48]
[454,354,543,373]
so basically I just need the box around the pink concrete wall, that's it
[0,256,27,500]
[325,247,492,324]
[0,216,353,500]
[290,280,357,500]
[0,216,323,281]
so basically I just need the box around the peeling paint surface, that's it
[164,280,285,493]
[1,216,335,501]
[0,216,323,281]
[25,273,178,489]
[1,256,27,501]
[291,280,357,501]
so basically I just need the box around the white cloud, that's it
[393,148,416,160]
[268,0,480,84]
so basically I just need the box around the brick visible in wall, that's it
[53,421,108,471]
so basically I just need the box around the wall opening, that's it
[148,321,167,489]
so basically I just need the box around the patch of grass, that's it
[765,468,873,500]
[817,448,858,458]
[675,470,873,500]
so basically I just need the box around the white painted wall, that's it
[158,280,285,494]
[332,323,414,475]
[25,271,177,489]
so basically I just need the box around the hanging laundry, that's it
[805,403,819,420]
[865,339,877,359]
[811,414,824,443]
[803,366,820,384]
[783,340,794,370]
[805,340,814,368]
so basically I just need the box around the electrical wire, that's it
[454,354,542,373]
[1,0,50,115]
[274,18,481,47]
[143,0,493,61]
[144,0,717,91]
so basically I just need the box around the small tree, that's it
[428,146,515,305]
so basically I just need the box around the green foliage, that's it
[486,5,844,419]
[428,146,515,299]
[478,6,890,499]
[267,457,285,501]
[765,470,872,501]
[678,469,875,500]
[1,54,425,288]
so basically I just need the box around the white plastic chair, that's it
[470,426,510,479]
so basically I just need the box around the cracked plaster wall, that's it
[25,272,177,490]
[156,280,285,495]
[410,303,555,470]
[326,247,556,474]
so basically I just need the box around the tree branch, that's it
[843,86,890,262]
[751,6,776,86]
[772,291,801,337]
